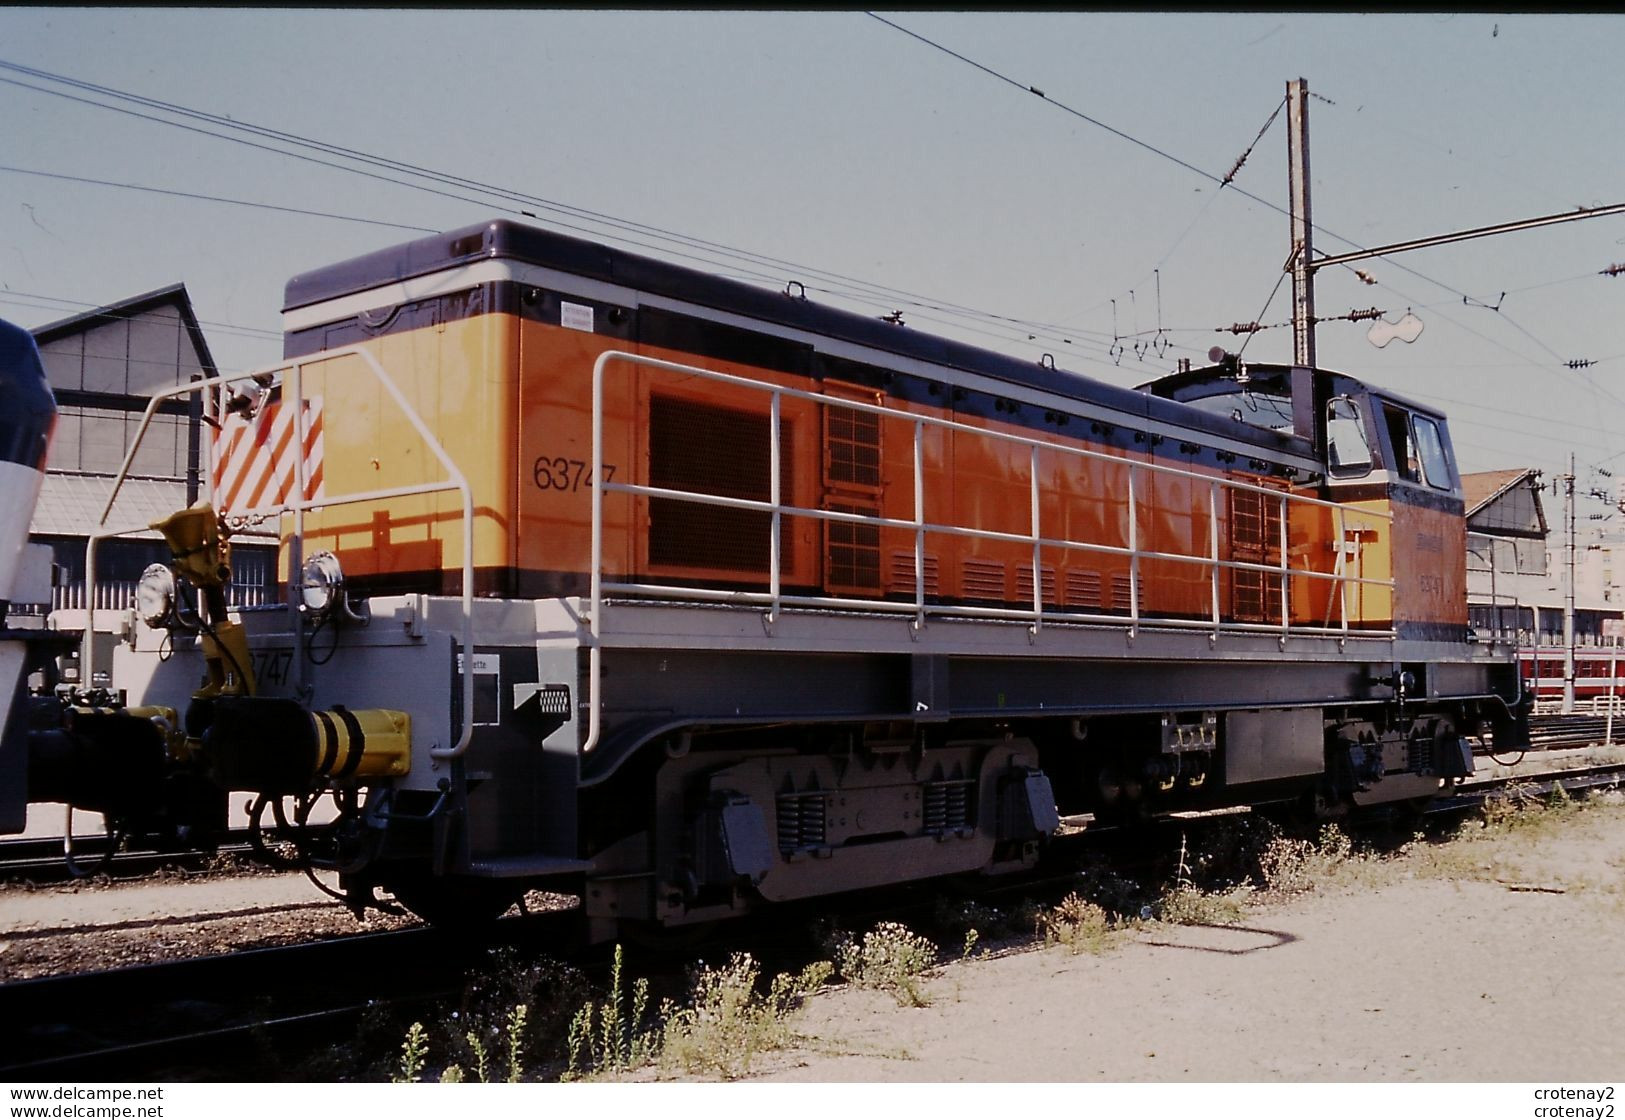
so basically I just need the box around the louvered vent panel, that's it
[648,395,793,574]
[889,552,941,597]
[1016,565,1058,604]
[955,555,1007,598]
[962,558,1007,601]
[1111,572,1146,612]
[1066,570,1103,609]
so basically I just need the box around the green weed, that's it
[394,1021,429,1084]
[1038,892,1117,954]
[829,921,938,1007]
[659,954,831,1078]
[564,944,657,1079]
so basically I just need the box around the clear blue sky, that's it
[4,10,1623,502]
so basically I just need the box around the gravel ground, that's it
[4,781,1623,1084]
[0,864,420,981]
[744,792,1625,1082]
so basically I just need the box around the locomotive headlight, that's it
[301,551,345,617]
[135,563,177,628]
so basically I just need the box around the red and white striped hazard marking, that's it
[210,391,324,515]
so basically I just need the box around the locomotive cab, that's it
[1329,387,1468,644]
[1140,359,1467,642]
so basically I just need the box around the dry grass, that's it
[1405,785,1625,892]
[379,784,1625,1080]
[564,946,837,1081]
[1254,822,1382,895]
[1155,884,1247,926]
[658,955,832,1079]
[1037,892,1119,954]
[828,921,939,1008]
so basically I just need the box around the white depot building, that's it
[1465,467,1625,647]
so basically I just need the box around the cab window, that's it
[1411,414,1452,490]
[1325,397,1372,476]
[1383,404,1419,482]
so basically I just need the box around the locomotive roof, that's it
[284,220,1352,460]
[1138,360,1447,424]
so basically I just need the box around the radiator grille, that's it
[825,405,881,488]
[648,395,793,573]
[827,503,881,590]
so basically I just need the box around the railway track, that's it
[0,831,262,885]
[0,908,585,1081]
[1521,713,1620,752]
[1454,759,1625,802]
[7,757,1621,1082]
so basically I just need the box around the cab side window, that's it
[1412,414,1452,490]
[1325,397,1372,476]
[1383,404,1419,482]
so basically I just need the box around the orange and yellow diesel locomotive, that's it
[4,221,1527,932]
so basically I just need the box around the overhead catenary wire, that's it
[0,167,1194,380]
[0,290,283,344]
[0,45,1606,401]
[1056,98,1290,336]
[0,51,1551,384]
[865,14,1590,375]
[0,52,1432,371]
[0,165,440,234]
[0,59,1118,356]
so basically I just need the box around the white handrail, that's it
[85,345,478,760]
[586,348,1401,752]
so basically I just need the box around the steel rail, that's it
[0,910,580,1079]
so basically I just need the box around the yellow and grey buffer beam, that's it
[200,697,410,793]
[311,707,411,781]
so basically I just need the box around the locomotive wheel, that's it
[386,876,522,930]
[1304,787,1353,823]
[612,919,723,956]
[1390,795,1438,834]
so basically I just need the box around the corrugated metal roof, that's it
[29,473,189,539]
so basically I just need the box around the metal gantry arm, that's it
[84,345,479,760]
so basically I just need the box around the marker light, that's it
[301,551,345,616]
